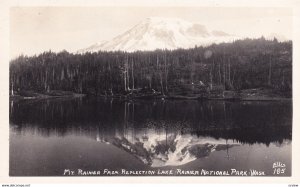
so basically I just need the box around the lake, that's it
[9,97,292,176]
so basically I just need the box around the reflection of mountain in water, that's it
[10,97,292,165]
[97,129,239,167]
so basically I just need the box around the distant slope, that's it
[78,17,239,53]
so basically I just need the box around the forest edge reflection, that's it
[9,97,292,175]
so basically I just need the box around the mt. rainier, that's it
[78,17,239,53]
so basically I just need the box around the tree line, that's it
[9,37,292,96]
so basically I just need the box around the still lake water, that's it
[9,97,292,176]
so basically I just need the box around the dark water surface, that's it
[9,97,292,176]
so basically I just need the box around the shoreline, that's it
[9,89,292,102]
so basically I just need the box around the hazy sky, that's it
[10,7,293,58]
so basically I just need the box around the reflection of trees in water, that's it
[10,98,292,145]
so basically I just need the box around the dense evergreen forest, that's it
[9,37,292,98]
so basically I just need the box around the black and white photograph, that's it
[4,3,297,180]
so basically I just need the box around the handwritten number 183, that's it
[273,168,285,175]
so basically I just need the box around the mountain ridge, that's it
[78,17,239,53]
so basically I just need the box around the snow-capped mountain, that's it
[78,17,239,53]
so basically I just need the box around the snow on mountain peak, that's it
[78,17,238,53]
